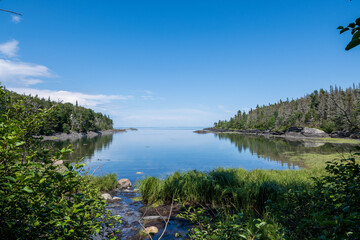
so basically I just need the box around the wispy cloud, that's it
[0,59,54,86]
[9,88,133,108]
[11,15,21,24]
[0,40,19,58]
[0,40,55,86]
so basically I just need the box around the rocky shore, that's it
[199,127,360,140]
[41,128,138,141]
[99,178,188,240]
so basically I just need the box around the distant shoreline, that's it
[41,128,132,141]
[199,128,360,144]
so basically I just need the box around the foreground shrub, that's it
[0,85,120,239]
[269,151,360,239]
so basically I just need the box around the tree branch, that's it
[0,8,22,16]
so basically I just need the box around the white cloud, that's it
[9,88,133,108]
[11,15,21,24]
[0,59,54,86]
[0,40,19,58]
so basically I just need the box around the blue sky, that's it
[0,0,359,127]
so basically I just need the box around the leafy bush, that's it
[268,151,360,239]
[177,206,285,240]
[0,85,120,239]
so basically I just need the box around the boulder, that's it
[301,127,329,138]
[112,197,122,201]
[118,178,131,189]
[143,226,158,235]
[101,193,112,200]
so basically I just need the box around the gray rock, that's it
[112,197,122,201]
[118,178,132,189]
[101,193,112,200]
[301,127,329,138]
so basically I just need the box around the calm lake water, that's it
[47,128,354,182]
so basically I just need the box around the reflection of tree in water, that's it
[216,133,355,168]
[44,134,114,162]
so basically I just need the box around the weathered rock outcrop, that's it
[285,127,329,138]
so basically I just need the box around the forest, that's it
[0,87,113,135]
[215,84,360,133]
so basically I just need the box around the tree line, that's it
[215,84,360,133]
[0,87,114,135]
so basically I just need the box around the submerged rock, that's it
[118,178,132,189]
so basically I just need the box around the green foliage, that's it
[0,85,120,239]
[215,85,360,133]
[0,89,113,135]
[338,17,360,50]
[320,119,336,133]
[138,168,314,213]
[88,173,118,192]
[268,151,360,239]
[178,208,285,240]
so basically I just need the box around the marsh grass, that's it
[138,168,319,214]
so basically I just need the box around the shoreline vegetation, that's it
[212,85,360,141]
[195,127,360,144]
[137,151,360,239]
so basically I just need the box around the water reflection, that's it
[44,134,114,162]
[43,130,358,181]
[215,133,355,168]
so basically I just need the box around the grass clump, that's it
[88,173,118,192]
[138,168,316,213]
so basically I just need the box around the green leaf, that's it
[4,176,16,182]
[337,26,344,30]
[345,38,360,50]
[348,23,356,28]
[340,28,350,34]
[22,186,33,193]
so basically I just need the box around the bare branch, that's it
[0,8,22,16]
[158,195,175,240]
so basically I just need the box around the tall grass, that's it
[88,173,118,192]
[138,168,320,213]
